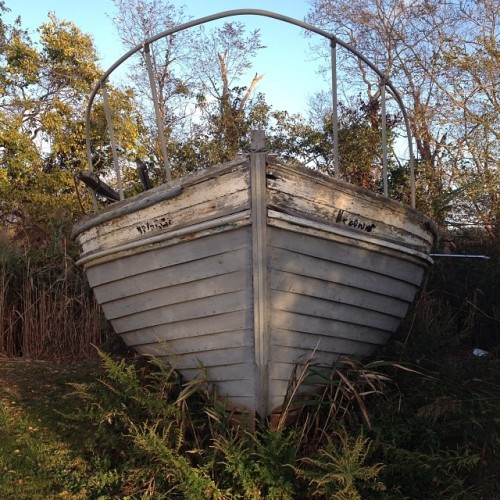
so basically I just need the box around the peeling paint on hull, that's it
[73,156,436,417]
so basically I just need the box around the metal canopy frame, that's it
[85,9,416,208]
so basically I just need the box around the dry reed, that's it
[0,246,106,360]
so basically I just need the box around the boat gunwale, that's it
[74,157,437,252]
[72,156,249,238]
[266,157,438,239]
[74,158,435,270]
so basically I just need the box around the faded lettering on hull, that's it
[136,217,172,235]
[336,209,376,233]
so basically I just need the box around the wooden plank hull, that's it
[73,157,436,416]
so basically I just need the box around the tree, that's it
[0,10,141,242]
[111,0,193,180]
[434,0,499,245]
[265,92,399,192]
[306,0,499,248]
[111,2,267,174]
[306,0,456,221]
[189,21,265,163]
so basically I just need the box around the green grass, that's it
[0,360,103,499]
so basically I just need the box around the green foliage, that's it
[400,257,499,366]
[69,351,225,498]
[265,95,400,194]
[0,360,106,498]
[72,352,179,448]
[40,14,99,90]
[281,356,394,436]
[188,21,265,163]
[378,443,479,499]
[0,14,91,237]
[0,11,145,241]
[65,350,390,498]
[2,322,499,498]
[0,400,83,498]
[373,257,500,498]
[67,343,495,498]
[3,29,40,86]
[213,428,299,499]
[297,429,385,499]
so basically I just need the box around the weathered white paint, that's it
[267,161,434,249]
[74,154,436,417]
[250,130,270,417]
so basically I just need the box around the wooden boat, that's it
[73,11,437,417]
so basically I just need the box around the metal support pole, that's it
[381,78,388,197]
[144,43,171,183]
[83,10,420,209]
[409,142,416,209]
[101,82,124,200]
[331,39,339,178]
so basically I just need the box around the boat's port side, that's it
[75,161,251,259]
[266,159,436,253]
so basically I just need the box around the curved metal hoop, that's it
[85,9,416,208]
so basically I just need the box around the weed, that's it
[296,428,386,499]
[0,254,498,498]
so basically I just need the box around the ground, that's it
[0,357,103,499]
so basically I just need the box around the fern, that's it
[296,428,385,498]
[212,428,298,499]
[131,425,224,499]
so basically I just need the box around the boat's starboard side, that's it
[73,157,251,260]
[86,224,260,413]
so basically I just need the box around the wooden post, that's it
[250,130,269,417]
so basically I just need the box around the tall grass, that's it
[67,351,394,499]
[0,240,105,360]
[58,253,498,498]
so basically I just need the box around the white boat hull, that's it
[74,156,436,416]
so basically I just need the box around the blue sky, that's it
[4,0,329,114]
